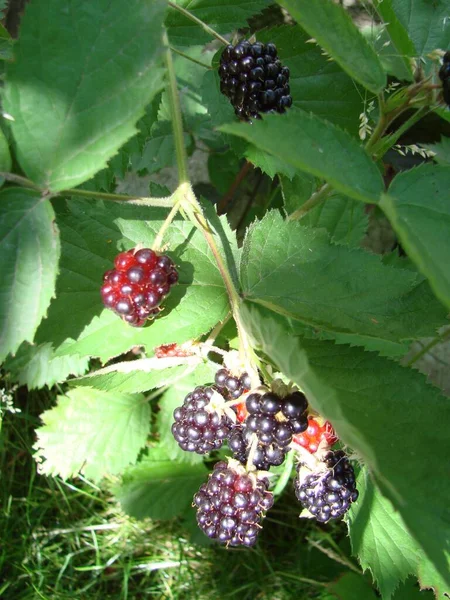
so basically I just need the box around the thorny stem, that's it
[167,1,229,46]
[287,183,331,221]
[170,46,212,70]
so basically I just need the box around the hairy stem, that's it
[167,1,229,46]
[288,183,331,221]
[371,107,430,160]
[62,187,174,206]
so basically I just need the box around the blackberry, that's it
[193,460,274,546]
[439,51,450,107]
[214,368,252,400]
[219,41,292,121]
[101,248,178,326]
[294,450,358,522]
[229,390,308,469]
[171,386,232,454]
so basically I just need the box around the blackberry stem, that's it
[287,183,331,222]
[167,1,229,46]
[170,46,213,70]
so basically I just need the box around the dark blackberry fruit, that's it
[219,41,292,121]
[101,248,178,327]
[214,368,251,400]
[171,387,232,454]
[228,425,287,470]
[294,450,358,522]
[439,51,450,106]
[193,460,273,546]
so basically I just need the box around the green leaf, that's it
[361,24,414,82]
[377,0,450,59]
[348,468,447,599]
[73,357,205,394]
[240,211,447,345]
[4,342,89,389]
[135,120,192,174]
[0,126,11,187]
[240,302,450,589]
[373,1,416,62]
[282,177,368,247]
[34,387,150,481]
[116,445,207,520]
[221,109,384,204]
[257,25,367,136]
[166,0,271,47]
[35,198,230,362]
[278,0,386,94]
[4,0,166,191]
[0,189,60,362]
[424,137,450,166]
[327,572,378,600]
[380,165,450,310]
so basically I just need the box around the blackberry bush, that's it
[101,248,178,327]
[294,450,359,523]
[219,40,292,121]
[171,386,232,454]
[193,460,273,546]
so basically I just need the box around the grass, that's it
[0,381,391,600]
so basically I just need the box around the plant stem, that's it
[170,46,212,70]
[164,31,189,184]
[61,187,174,207]
[167,1,229,46]
[0,172,42,191]
[288,183,331,221]
[406,328,450,367]
[152,196,184,251]
[371,107,430,160]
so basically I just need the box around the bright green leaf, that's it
[0,189,60,362]
[34,387,151,481]
[380,165,450,310]
[278,0,386,94]
[221,109,384,204]
[373,0,416,62]
[4,0,166,191]
[116,445,207,520]
[240,302,450,588]
[240,211,447,345]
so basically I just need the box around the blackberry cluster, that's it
[294,450,358,522]
[194,461,273,546]
[214,368,251,399]
[101,248,178,327]
[439,51,450,107]
[229,391,308,470]
[172,386,232,454]
[219,41,292,121]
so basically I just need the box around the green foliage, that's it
[381,165,450,310]
[0,189,60,362]
[4,0,166,191]
[34,387,151,481]
[278,0,386,93]
[425,137,450,165]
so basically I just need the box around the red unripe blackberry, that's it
[294,450,358,522]
[293,417,338,454]
[193,460,273,546]
[101,248,178,326]
[171,387,232,454]
[219,41,292,121]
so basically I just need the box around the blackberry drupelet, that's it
[229,390,308,469]
[219,41,292,121]
[214,368,252,400]
[439,51,450,107]
[171,386,232,454]
[294,450,358,522]
[193,460,274,546]
[101,248,178,326]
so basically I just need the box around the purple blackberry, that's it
[214,368,252,400]
[294,450,359,522]
[439,51,450,106]
[219,41,292,121]
[193,460,274,546]
[171,387,232,454]
[228,390,308,469]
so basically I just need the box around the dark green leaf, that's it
[4,0,166,191]
[381,165,450,310]
[278,0,386,93]
[0,189,60,362]
[240,302,450,588]
[327,572,377,600]
[424,137,450,166]
[0,126,11,187]
[221,109,384,203]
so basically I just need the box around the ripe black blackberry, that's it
[228,390,308,469]
[193,460,274,546]
[439,51,450,107]
[214,368,251,400]
[294,450,359,522]
[171,387,232,454]
[219,40,292,121]
[101,248,178,327]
